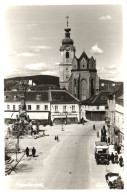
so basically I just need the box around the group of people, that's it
[55,135,59,141]
[110,152,124,166]
[25,147,36,157]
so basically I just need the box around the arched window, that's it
[66,52,69,58]
[81,79,87,101]
[91,78,94,96]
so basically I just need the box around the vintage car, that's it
[94,141,110,165]
[105,172,124,189]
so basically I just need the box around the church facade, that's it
[59,18,99,101]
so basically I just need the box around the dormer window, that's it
[36,95,41,101]
[14,95,18,100]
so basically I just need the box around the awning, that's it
[28,112,49,120]
[4,112,19,119]
[4,111,49,120]
[53,114,77,119]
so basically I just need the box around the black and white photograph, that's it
[1,0,126,191]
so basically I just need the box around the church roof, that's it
[79,51,89,61]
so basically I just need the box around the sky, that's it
[3,3,123,81]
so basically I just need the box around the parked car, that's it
[105,172,124,189]
[94,141,110,165]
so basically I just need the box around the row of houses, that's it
[4,83,124,147]
[4,90,80,125]
[4,84,124,125]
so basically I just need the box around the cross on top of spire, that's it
[66,16,69,27]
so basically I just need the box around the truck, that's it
[94,141,110,165]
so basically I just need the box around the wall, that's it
[51,103,80,123]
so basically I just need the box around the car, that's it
[94,141,110,165]
[105,172,119,189]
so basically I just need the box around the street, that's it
[5,121,115,189]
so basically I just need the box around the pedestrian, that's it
[32,147,36,157]
[55,135,57,140]
[114,152,119,164]
[97,129,99,138]
[56,135,59,141]
[25,147,29,157]
[93,124,95,130]
[110,152,114,163]
[108,153,111,162]
[117,144,121,154]
[119,156,123,167]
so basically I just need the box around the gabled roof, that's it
[79,51,89,61]
[51,90,79,104]
[81,91,111,106]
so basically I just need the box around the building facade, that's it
[107,84,124,145]
[81,91,110,121]
[68,52,99,101]
[4,90,80,125]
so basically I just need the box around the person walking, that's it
[55,135,57,140]
[114,152,119,163]
[117,144,121,154]
[110,152,114,163]
[25,147,29,157]
[56,135,59,141]
[32,147,36,157]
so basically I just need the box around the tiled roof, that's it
[109,83,123,98]
[51,90,79,103]
[81,91,111,106]
[4,91,49,102]
[4,90,79,104]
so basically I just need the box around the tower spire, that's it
[66,16,69,27]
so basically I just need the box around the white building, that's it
[81,91,110,121]
[107,84,124,145]
[4,90,80,124]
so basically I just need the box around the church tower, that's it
[59,16,76,90]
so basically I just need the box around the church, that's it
[59,17,99,101]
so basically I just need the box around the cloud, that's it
[99,15,112,20]
[29,37,45,41]
[30,45,53,50]
[105,64,117,70]
[40,71,59,76]
[18,52,36,57]
[25,63,46,70]
[90,43,103,55]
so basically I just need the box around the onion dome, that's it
[62,28,74,45]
